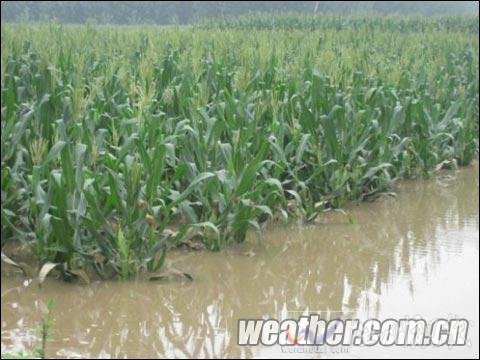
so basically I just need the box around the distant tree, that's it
[1,1,478,24]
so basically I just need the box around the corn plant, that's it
[1,14,478,280]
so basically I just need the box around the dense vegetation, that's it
[1,15,478,280]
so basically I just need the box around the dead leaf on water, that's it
[1,252,35,277]
[38,262,60,284]
[148,268,194,282]
[1,251,20,267]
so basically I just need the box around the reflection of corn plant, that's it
[36,299,55,359]
[1,16,478,280]
[0,299,55,359]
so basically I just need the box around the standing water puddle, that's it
[1,163,479,358]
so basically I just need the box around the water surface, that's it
[2,163,479,358]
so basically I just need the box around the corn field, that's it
[1,15,479,280]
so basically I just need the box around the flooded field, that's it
[1,163,479,358]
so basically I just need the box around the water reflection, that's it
[1,163,478,358]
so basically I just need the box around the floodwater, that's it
[1,163,479,358]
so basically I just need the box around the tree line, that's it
[1,1,478,25]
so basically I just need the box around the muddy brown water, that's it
[1,163,479,358]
